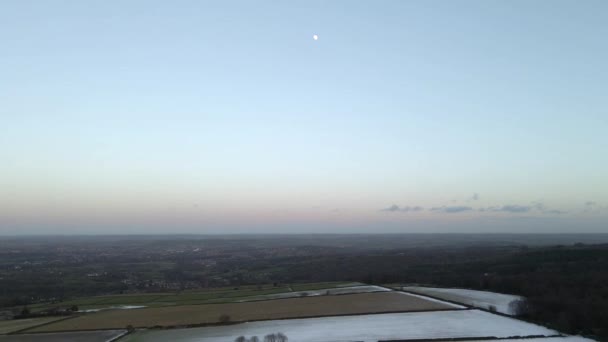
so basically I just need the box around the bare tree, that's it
[264,334,277,342]
[276,332,288,342]
[219,314,231,323]
[250,337,260,342]
[509,299,529,316]
[234,337,247,342]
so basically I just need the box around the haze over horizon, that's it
[1,1,607,234]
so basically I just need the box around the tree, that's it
[250,337,260,342]
[70,305,79,312]
[20,306,30,316]
[488,305,497,312]
[264,334,277,342]
[234,336,246,342]
[219,314,231,323]
[509,299,529,316]
[264,333,287,342]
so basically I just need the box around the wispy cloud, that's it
[584,201,597,213]
[544,209,566,215]
[381,205,424,213]
[431,206,473,213]
[479,204,531,213]
[381,201,569,215]
[479,202,566,215]
[501,205,532,213]
[582,201,608,213]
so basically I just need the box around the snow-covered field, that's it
[396,290,467,309]
[127,309,559,342]
[402,286,524,315]
[237,285,390,302]
[460,337,594,342]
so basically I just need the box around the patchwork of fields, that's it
[398,286,524,315]
[0,318,65,335]
[30,282,360,312]
[0,330,126,342]
[0,283,595,341]
[29,291,454,332]
[122,310,561,342]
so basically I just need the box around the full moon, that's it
[313,34,318,41]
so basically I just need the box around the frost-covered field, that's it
[0,330,127,342]
[238,285,390,301]
[402,286,523,315]
[457,337,594,342]
[395,290,466,309]
[458,336,593,342]
[126,310,558,342]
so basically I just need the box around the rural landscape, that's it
[2,0,607,341]
[0,234,607,341]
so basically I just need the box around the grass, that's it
[28,292,457,332]
[26,287,288,312]
[92,295,170,305]
[0,330,127,341]
[0,317,66,334]
[25,282,359,313]
[290,281,359,291]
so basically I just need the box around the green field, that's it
[28,282,353,312]
[0,317,66,334]
[291,281,360,291]
[0,330,126,342]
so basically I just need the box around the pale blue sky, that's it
[1,0,607,234]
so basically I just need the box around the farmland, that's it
[29,291,455,332]
[0,330,126,342]
[2,235,607,339]
[398,286,524,315]
[11,283,595,342]
[234,285,389,302]
[0,317,65,335]
[26,281,356,312]
[122,310,562,342]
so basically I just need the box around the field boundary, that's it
[77,288,397,310]
[391,287,476,310]
[379,334,564,342]
[388,287,579,339]
[107,329,130,342]
[7,315,78,335]
[30,282,357,309]
[25,307,467,334]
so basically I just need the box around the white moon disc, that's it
[313,34,318,41]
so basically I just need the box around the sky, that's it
[1,0,607,234]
